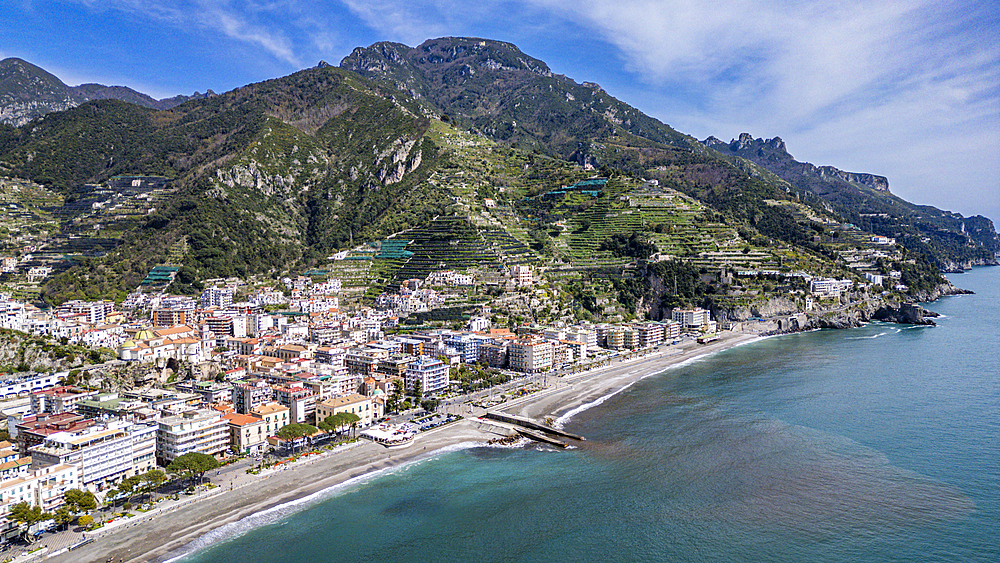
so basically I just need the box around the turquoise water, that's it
[177,267,999,562]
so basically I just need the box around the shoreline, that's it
[47,331,759,563]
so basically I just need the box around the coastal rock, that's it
[911,281,975,302]
[872,303,936,325]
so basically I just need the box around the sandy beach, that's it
[47,331,758,563]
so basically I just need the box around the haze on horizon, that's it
[3,0,998,223]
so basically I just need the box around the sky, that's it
[4,0,999,223]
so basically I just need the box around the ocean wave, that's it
[165,441,483,562]
[847,332,888,340]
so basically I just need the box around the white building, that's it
[201,286,235,309]
[0,463,79,530]
[671,308,711,331]
[156,409,229,465]
[510,265,533,287]
[508,339,553,373]
[809,278,854,298]
[405,356,450,396]
[29,420,156,490]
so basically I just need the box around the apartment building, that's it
[29,386,98,415]
[156,409,229,465]
[671,308,711,331]
[315,394,383,427]
[0,463,78,536]
[29,420,156,490]
[250,403,290,437]
[404,356,450,396]
[273,385,316,424]
[508,339,553,373]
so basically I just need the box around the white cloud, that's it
[528,0,1000,219]
[71,0,303,66]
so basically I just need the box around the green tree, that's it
[166,452,220,485]
[77,514,94,529]
[9,502,51,542]
[64,488,97,513]
[53,506,73,530]
[385,380,404,413]
[275,423,318,452]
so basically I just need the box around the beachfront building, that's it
[633,323,665,348]
[156,409,229,465]
[224,413,269,455]
[0,463,79,538]
[404,356,449,396]
[29,420,156,490]
[250,403,290,437]
[671,308,712,332]
[315,394,383,428]
[809,278,854,298]
[508,339,553,373]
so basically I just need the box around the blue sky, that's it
[4,0,999,223]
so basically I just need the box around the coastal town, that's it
[0,255,763,562]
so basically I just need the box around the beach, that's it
[48,331,757,563]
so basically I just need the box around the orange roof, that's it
[154,324,195,337]
[224,413,263,426]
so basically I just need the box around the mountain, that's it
[704,133,1000,270]
[0,37,986,313]
[0,57,213,127]
[340,37,696,163]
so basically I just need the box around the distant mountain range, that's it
[0,39,995,306]
[704,134,1000,271]
[0,57,214,126]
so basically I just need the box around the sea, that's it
[175,266,999,563]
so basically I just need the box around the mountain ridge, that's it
[0,57,213,127]
[703,132,1000,270]
[0,38,992,310]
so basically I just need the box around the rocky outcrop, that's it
[872,303,936,325]
[910,281,975,302]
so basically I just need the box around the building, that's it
[152,308,189,327]
[224,413,269,455]
[508,339,553,373]
[201,286,235,309]
[250,403,290,437]
[634,323,665,348]
[29,386,97,415]
[443,334,480,364]
[13,413,94,456]
[809,278,854,298]
[0,463,79,537]
[510,265,533,286]
[404,356,450,396]
[156,409,229,465]
[0,372,62,399]
[273,385,316,424]
[233,381,274,414]
[315,394,383,428]
[671,308,711,331]
[29,421,156,490]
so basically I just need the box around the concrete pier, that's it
[484,412,585,441]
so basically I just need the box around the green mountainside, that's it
[0,40,992,319]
